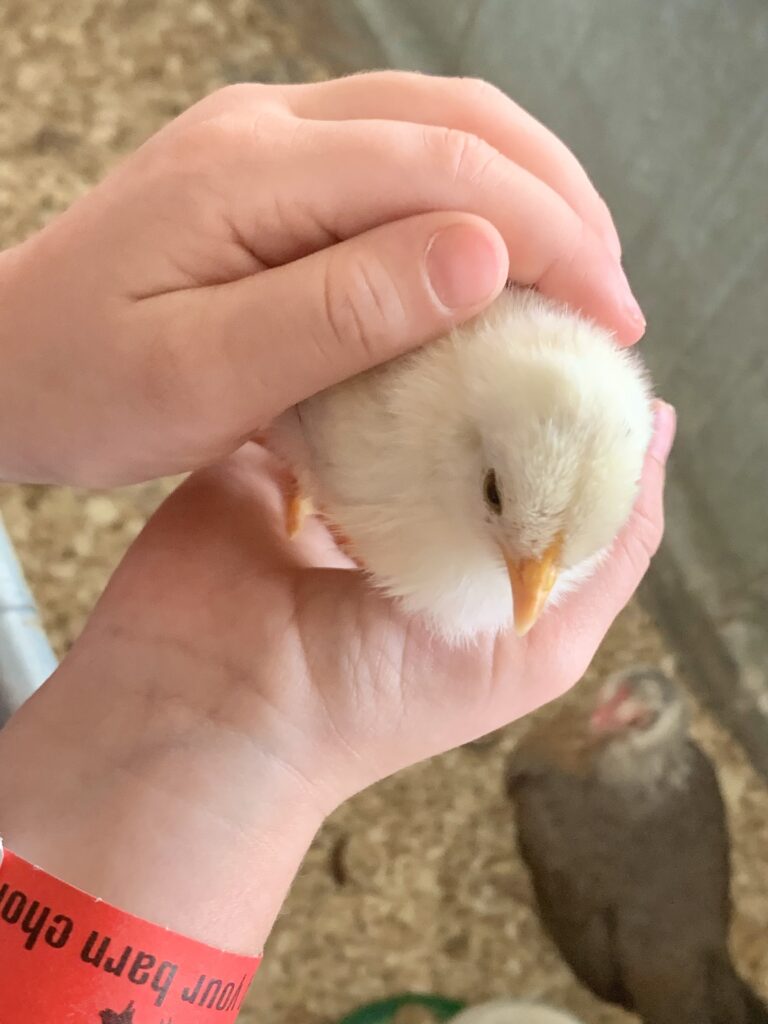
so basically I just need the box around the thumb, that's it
[186,211,508,427]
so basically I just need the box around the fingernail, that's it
[425,222,507,311]
[619,274,646,340]
[606,230,623,261]
[649,400,677,463]
[626,295,646,328]
[602,216,623,263]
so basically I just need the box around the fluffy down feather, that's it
[268,287,654,643]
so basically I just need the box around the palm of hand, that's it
[81,441,664,809]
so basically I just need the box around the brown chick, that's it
[505,668,768,1024]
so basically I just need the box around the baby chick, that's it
[269,287,653,643]
[450,999,584,1024]
[505,668,768,1024]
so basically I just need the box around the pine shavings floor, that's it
[1,2,766,1021]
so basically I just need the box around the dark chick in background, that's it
[505,667,768,1024]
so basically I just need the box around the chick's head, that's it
[449,291,654,635]
[589,666,687,745]
[588,668,691,790]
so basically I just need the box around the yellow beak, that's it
[503,536,562,637]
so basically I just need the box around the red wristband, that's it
[0,844,261,1022]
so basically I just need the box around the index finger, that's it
[284,71,622,260]
[214,114,644,343]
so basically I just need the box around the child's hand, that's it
[0,404,673,953]
[0,72,642,486]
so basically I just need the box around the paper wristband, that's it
[0,845,261,1022]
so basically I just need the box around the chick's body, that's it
[269,288,653,642]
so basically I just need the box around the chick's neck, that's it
[594,725,694,799]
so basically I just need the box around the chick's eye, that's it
[483,469,502,514]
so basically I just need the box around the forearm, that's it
[0,637,324,954]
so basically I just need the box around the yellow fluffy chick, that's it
[268,287,654,644]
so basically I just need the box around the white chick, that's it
[268,287,654,643]
[451,1000,584,1024]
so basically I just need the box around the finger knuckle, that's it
[209,82,260,105]
[157,117,237,181]
[424,124,501,188]
[323,249,406,362]
[456,75,506,107]
[203,83,279,119]
[365,68,427,88]
[537,211,587,284]
[186,98,286,154]
[196,110,257,152]
[621,502,665,575]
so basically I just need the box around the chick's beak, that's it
[503,535,562,637]
[590,684,633,733]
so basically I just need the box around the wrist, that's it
[0,244,25,482]
[0,644,328,954]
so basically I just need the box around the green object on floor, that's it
[337,993,466,1024]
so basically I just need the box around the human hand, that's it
[0,402,673,953]
[0,72,643,486]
